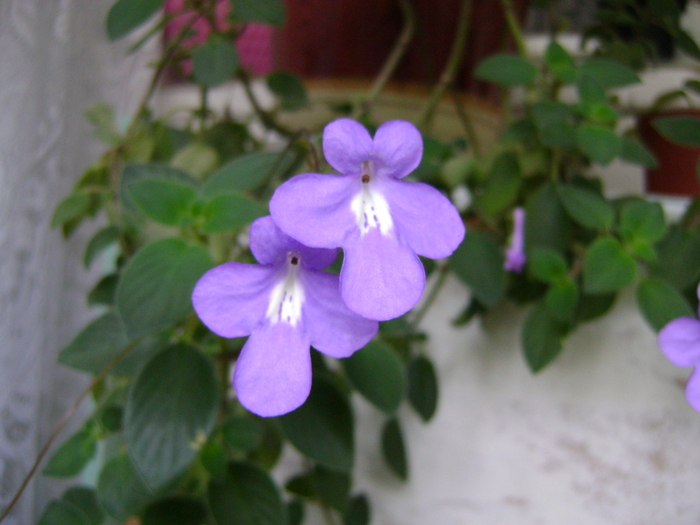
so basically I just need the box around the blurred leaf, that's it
[474,152,521,218]
[546,278,579,322]
[450,231,506,308]
[617,200,665,244]
[222,415,264,452]
[287,500,304,525]
[52,193,91,229]
[58,312,128,375]
[126,179,198,226]
[531,101,576,148]
[652,116,700,147]
[233,0,286,26]
[61,487,104,525]
[583,237,637,294]
[88,274,119,306]
[545,41,577,83]
[97,454,152,521]
[285,473,315,499]
[558,184,614,230]
[407,355,438,422]
[280,376,354,473]
[84,226,120,268]
[193,37,239,87]
[525,182,571,254]
[343,495,370,525]
[38,500,90,525]
[141,496,207,525]
[170,142,219,179]
[209,462,287,525]
[201,194,268,233]
[381,418,408,480]
[85,104,121,145]
[43,426,97,478]
[637,277,694,332]
[314,467,350,512]
[649,225,700,290]
[200,439,227,479]
[116,238,212,338]
[522,301,569,373]
[579,58,640,88]
[620,135,657,168]
[576,292,617,323]
[121,163,198,211]
[267,71,309,110]
[474,53,537,86]
[203,152,289,196]
[249,420,284,470]
[106,0,165,40]
[576,124,621,165]
[342,340,405,414]
[125,344,219,490]
[528,247,567,284]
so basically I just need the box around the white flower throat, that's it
[350,160,393,236]
[266,253,304,326]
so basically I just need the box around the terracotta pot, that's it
[638,108,700,196]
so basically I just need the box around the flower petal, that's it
[381,178,465,259]
[233,322,312,417]
[302,271,379,357]
[341,230,425,320]
[371,120,423,179]
[269,172,358,248]
[685,367,700,412]
[249,216,337,270]
[323,118,373,175]
[192,262,276,338]
[658,317,700,367]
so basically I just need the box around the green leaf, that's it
[545,41,577,83]
[407,355,438,422]
[528,247,567,283]
[85,104,121,146]
[88,274,119,306]
[222,416,264,452]
[637,277,694,332]
[381,418,408,480]
[313,467,351,512]
[267,71,309,110]
[522,301,569,373]
[546,278,579,323]
[620,135,657,168]
[450,231,506,308]
[576,292,617,323]
[171,142,219,179]
[192,37,239,87]
[202,152,289,196]
[106,0,165,40]
[58,312,129,375]
[474,53,537,87]
[582,237,637,294]
[209,462,287,525]
[61,487,104,525]
[116,238,212,338]
[617,200,666,244]
[280,376,354,472]
[649,225,700,290]
[474,152,521,218]
[97,454,152,521]
[142,496,208,525]
[576,124,621,165]
[579,58,640,88]
[525,182,570,253]
[121,163,198,210]
[84,226,120,268]
[126,178,197,226]
[531,101,576,148]
[38,500,90,525]
[344,495,370,525]
[42,426,96,478]
[341,340,405,414]
[201,194,268,233]
[576,76,617,125]
[287,500,304,525]
[558,184,614,230]
[652,116,700,147]
[125,344,219,490]
[232,0,286,26]
[52,193,91,228]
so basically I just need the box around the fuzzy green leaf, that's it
[474,54,537,87]
[637,277,694,332]
[582,237,637,294]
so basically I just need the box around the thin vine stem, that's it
[417,0,473,131]
[498,0,528,59]
[237,70,294,138]
[410,264,451,331]
[450,90,482,157]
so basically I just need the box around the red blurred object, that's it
[638,109,700,197]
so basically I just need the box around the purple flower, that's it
[504,207,526,272]
[192,216,378,417]
[658,285,700,411]
[269,118,465,320]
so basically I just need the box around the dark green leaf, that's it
[576,292,617,323]
[474,152,521,217]
[142,496,207,525]
[583,237,637,294]
[579,58,640,88]
[99,405,123,432]
[85,104,121,146]
[38,500,90,525]
[620,135,657,168]
[202,152,290,196]
[125,344,219,490]
[525,182,571,254]
[43,426,97,478]
[652,116,700,147]
[209,462,287,525]
[381,418,408,481]
[474,54,537,86]
[522,301,569,373]
[201,194,268,232]
[192,37,239,87]
[267,72,309,110]
[545,41,577,83]
[249,420,283,470]
[58,312,129,375]
[343,495,370,525]
[342,340,405,414]
[97,454,152,521]
[407,355,438,422]
[618,200,666,244]
[637,277,694,332]
[200,440,227,479]
[287,500,304,525]
[285,474,315,499]
[545,278,579,322]
[222,415,264,452]
[121,163,198,211]
[84,226,120,268]
[171,142,219,179]
[576,124,621,165]
[233,0,286,26]
[558,184,614,230]
[528,247,567,284]
[106,0,165,40]
[88,274,119,306]
[531,101,577,148]
[52,194,91,228]
[450,231,506,308]
[126,179,198,226]
[314,467,350,512]
[649,226,700,290]
[61,487,104,525]
[116,238,212,338]
[280,376,354,472]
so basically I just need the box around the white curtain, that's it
[0,1,154,522]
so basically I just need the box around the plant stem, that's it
[450,90,482,156]
[418,0,473,131]
[410,264,451,330]
[353,0,416,119]
[498,0,528,58]
[237,70,294,137]
[0,339,143,524]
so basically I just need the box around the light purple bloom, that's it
[504,207,526,272]
[269,118,465,321]
[658,284,700,412]
[192,216,378,417]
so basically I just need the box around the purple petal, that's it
[233,322,311,417]
[269,172,358,249]
[371,120,423,179]
[302,271,378,357]
[341,229,425,320]
[685,367,700,412]
[504,207,526,272]
[323,118,373,175]
[249,216,337,270]
[192,262,276,338]
[379,177,464,259]
[658,317,700,367]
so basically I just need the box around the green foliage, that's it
[531,102,576,148]
[43,424,97,478]
[637,277,694,332]
[126,179,198,226]
[474,152,521,217]
[474,54,538,87]
[106,0,165,41]
[528,248,567,284]
[58,312,129,375]
[583,237,637,294]
[202,194,268,232]
[193,37,240,87]
[232,0,286,26]
[141,496,208,525]
[652,116,700,147]
[450,231,506,308]
[97,454,152,521]
[344,495,370,525]
[203,151,290,196]
[522,301,569,373]
[579,58,640,88]
[222,415,265,452]
[38,500,91,525]
[545,41,577,83]
[381,418,408,480]
[525,182,571,254]
[558,184,614,231]
[619,135,657,168]
[267,72,309,110]
[576,124,621,165]
[61,487,104,525]
[407,355,438,422]
[84,226,120,268]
